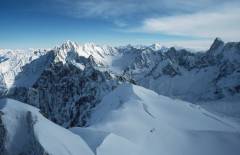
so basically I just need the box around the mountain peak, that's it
[149,43,163,50]
[61,40,79,50]
[215,37,223,42]
[209,37,224,51]
[54,40,80,64]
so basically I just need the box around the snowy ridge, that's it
[70,84,240,155]
[1,85,240,155]
[0,98,94,155]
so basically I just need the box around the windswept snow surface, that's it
[0,98,94,155]
[71,84,240,155]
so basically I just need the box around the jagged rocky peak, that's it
[60,40,79,50]
[55,41,98,64]
[209,37,225,52]
[206,38,240,64]
[54,40,80,64]
[54,41,118,65]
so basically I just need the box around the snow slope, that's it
[71,84,240,155]
[0,49,53,90]
[0,98,94,155]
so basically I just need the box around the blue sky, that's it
[0,0,239,49]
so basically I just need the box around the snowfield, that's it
[71,84,240,155]
[1,84,240,155]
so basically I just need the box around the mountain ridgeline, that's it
[0,38,240,127]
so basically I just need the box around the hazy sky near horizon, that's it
[0,0,239,49]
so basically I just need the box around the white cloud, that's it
[138,5,240,41]
[54,0,239,19]
[160,39,213,51]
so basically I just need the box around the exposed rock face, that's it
[0,110,7,155]
[4,46,127,127]
[30,62,124,127]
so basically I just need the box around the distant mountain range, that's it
[1,38,240,125]
[0,38,240,155]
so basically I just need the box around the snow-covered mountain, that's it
[1,85,240,155]
[2,44,128,127]
[1,38,240,126]
[0,38,240,154]
[113,38,240,102]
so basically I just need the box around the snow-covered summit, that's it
[149,43,167,51]
[54,41,118,65]
[60,40,79,49]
